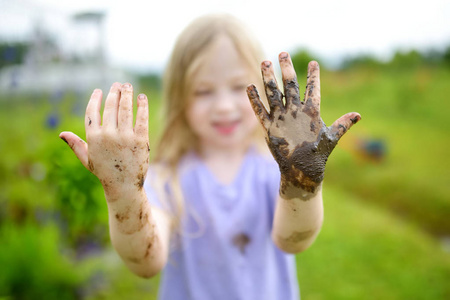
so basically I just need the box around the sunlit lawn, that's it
[0,65,449,299]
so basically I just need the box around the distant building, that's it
[0,62,132,96]
[0,7,135,98]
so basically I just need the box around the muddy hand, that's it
[247,52,361,198]
[59,83,150,197]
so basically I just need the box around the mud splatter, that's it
[302,97,319,119]
[115,202,150,235]
[143,241,153,258]
[308,85,314,96]
[284,79,300,107]
[136,173,145,189]
[115,210,130,222]
[291,109,297,119]
[284,230,315,243]
[143,227,156,259]
[232,233,251,254]
[268,124,338,196]
[266,80,284,112]
[88,160,94,172]
[338,124,347,134]
[127,256,141,264]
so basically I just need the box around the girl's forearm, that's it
[271,184,323,254]
[106,188,171,278]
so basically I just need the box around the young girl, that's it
[60,14,360,299]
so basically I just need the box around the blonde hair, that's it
[152,14,267,228]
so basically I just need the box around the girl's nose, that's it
[213,91,236,112]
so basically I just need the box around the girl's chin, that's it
[204,135,249,150]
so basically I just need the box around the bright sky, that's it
[1,0,449,72]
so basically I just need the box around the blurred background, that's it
[0,0,449,299]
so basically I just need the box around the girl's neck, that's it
[196,141,252,185]
[197,140,251,161]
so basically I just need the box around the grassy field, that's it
[297,185,450,299]
[0,63,449,299]
[320,66,450,236]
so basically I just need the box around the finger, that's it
[246,84,270,130]
[303,61,321,118]
[118,83,134,132]
[261,61,284,114]
[279,52,300,108]
[59,131,89,169]
[134,93,149,137]
[102,82,122,128]
[85,89,102,131]
[329,112,361,140]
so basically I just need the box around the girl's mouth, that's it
[213,120,240,135]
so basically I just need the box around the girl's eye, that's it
[194,89,212,96]
[232,84,246,92]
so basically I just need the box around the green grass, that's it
[297,184,450,300]
[0,65,449,299]
[320,66,450,235]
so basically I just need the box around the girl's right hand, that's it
[59,83,150,200]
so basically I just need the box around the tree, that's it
[0,42,29,69]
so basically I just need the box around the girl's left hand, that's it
[247,52,361,197]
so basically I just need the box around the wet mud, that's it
[143,225,156,259]
[126,226,156,263]
[88,160,95,172]
[266,79,284,112]
[268,124,339,196]
[116,202,149,235]
[249,55,360,200]
[284,230,315,243]
[232,233,251,254]
[284,79,299,100]
[115,208,130,222]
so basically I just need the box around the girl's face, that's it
[186,35,259,154]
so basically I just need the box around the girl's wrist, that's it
[106,190,152,235]
[279,178,322,200]
[102,179,146,203]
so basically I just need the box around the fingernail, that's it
[138,94,146,100]
[110,82,121,91]
[279,52,289,59]
[309,61,319,69]
[60,136,69,144]
[262,61,271,68]
[123,83,131,88]
[351,115,361,123]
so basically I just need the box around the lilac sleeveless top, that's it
[144,149,300,300]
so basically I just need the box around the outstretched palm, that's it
[247,52,361,197]
[60,83,150,199]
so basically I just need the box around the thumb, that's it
[59,131,89,169]
[329,112,361,140]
